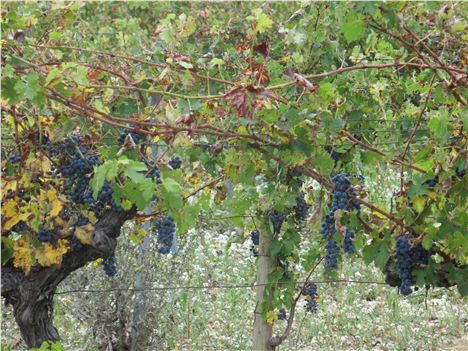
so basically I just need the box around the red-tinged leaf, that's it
[176,113,195,126]
[293,73,318,92]
[198,8,209,18]
[225,86,253,119]
[253,41,269,57]
[71,92,88,106]
[87,69,102,81]
[255,65,270,84]
[235,43,249,51]
[171,53,192,63]
[245,84,263,93]
[187,123,197,138]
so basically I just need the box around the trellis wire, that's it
[55,279,389,295]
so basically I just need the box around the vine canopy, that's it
[1,0,467,313]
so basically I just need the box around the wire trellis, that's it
[55,279,389,295]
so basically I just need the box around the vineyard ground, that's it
[2,229,467,350]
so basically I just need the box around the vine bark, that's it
[1,210,131,348]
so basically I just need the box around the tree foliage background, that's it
[1,1,467,350]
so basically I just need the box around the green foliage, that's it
[29,341,64,351]
[1,1,467,340]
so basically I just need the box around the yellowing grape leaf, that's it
[2,199,18,218]
[12,237,33,275]
[92,258,103,267]
[266,310,278,326]
[36,239,68,267]
[186,172,204,188]
[3,211,32,232]
[2,180,17,192]
[372,211,388,219]
[74,224,95,245]
[19,173,33,189]
[26,156,50,174]
[47,188,64,217]
[412,196,426,213]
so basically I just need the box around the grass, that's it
[2,229,467,350]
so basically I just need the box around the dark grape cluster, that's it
[395,234,430,296]
[75,216,90,227]
[18,189,29,201]
[288,168,304,186]
[424,176,439,189]
[118,129,142,146]
[294,192,309,221]
[250,230,259,257]
[269,210,285,234]
[54,137,122,215]
[11,221,27,233]
[69,236,83,251]
[169,156,181,170]
[37,228,53,243]
[278,308,287,321]
[320,173,362,269]
[33,175,43,186]
[102,255,117,277]
[331,173,361,211]
[85,181,121,213]
[321,215,340,269]
[325,146,341,162]
[395,234,413,296]
[155,216,176,254]
[455,167,466,178]
[145,160,161,183]
[279,260,292,279]
[250,230,260,246]
[303,282,318,313]
[288,168,302,178]
[343,229,355,254]
[58,137,100,205]
[9,153,21,163]
[410,91,421,106]
[69,216,87,251]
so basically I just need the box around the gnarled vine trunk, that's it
[1,210,131,348]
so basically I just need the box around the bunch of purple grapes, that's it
[169,156,181,170]
[69,216,90,251]
[102,255,117,277]
[155,216,176,254]
[118,129,142,146]
[145,160,161,183]
[395,234,430,296]
[250,230,259,257]
[54,136,122,214]
[303,282,318,313]
[37,228,53,243]
[294,192,309,221]
[269,210,285,234]
[320,173,362,269]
